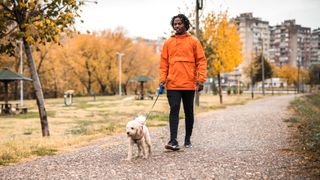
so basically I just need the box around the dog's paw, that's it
[125,157,132,161]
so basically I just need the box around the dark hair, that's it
[170,14,190,31]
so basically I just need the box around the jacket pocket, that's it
[172,57,195,63]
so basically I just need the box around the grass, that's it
[31,146,57,156]
[288,93,320,153]
[1,111,56,119]
[0,93,265,165]
[287,92,320,176]
[0,152,16,165]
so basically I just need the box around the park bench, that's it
[15,104,28,114]
[1,103,28,114]
[135,93,154,100]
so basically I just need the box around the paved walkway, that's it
[0,95,315,179]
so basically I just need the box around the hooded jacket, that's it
[159,33,207,90]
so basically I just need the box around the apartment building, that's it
[269,20,311,68]
[233,13,270,83]
[311,28,320,65]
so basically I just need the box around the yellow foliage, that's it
[278,65,297,84]
[34,21,43,28]
[25,36,35,44]
[28,28,160,96]
[202,12,243,76]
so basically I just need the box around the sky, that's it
[76,0,320,40]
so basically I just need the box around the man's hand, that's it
[159,81,165,87]
[159,81,166,94]
[196,82,204,92]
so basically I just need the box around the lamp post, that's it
[116,52,125,96]
[259,37,265,96]
[17,41,24,107]
[83,0,98,4]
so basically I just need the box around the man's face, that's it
[173,17,186,35]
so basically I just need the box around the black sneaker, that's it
[184,143,192,148]
[165,140,180,151]
[184,139,192,148]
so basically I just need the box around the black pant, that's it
[167,90,195,142]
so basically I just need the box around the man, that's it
[159,14,207,150]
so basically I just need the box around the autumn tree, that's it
[278,65,297,92]
[67,34,101,95]
[32,41,68,98]
[251,54,273,83]
[99,28,132,95]
[66,28,132,96]
[0,0,85,136]
[202,12,243,104]
[122,38,159,95]
[14,28,160,97]
[55,28,159,96]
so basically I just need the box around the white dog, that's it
[126,115,151,161]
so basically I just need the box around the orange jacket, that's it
[159,34,207,90]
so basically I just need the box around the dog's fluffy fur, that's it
[126,115,151,161]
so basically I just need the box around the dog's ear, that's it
[137,125,144,137]
[136,115,146,125]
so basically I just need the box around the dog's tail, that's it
[135,115,146,125]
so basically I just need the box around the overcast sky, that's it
[76,0,320,40]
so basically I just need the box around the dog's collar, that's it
[133,133,144,143]
[133,138,141,144]
[133,126,144,143]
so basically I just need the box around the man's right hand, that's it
[159,81,165,86]
[197,82,204,92]
[159,82,165,94]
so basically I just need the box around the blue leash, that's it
[145,85,164,121]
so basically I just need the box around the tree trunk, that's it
[23,40,50,137]
[140,82,144,100]
[123,84,127,96]
[217,73,223,104]
[96,78,106,94]
[54,79,58,98]
[85,61,92,95]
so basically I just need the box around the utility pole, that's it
[250,28,254,99]
[116,52,125,96]
[195,0,203,106]
[250,61,254,99]
[297,59,301,93]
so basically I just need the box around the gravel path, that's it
[0,95,316,179]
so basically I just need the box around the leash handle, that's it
[159,84,164,94]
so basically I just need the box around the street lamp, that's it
[116,52,125,96]
[258,37,265,96]
[17,41,24,107]
[83,0,98,4]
